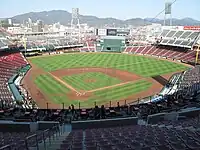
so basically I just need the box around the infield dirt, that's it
[22,62,170,109]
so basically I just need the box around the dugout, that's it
[96,36,126,52]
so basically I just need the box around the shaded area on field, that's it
[152,76,168,86]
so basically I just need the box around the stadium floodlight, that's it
[71,8,81,42]
[164,0,172,26]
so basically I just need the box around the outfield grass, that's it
[34,74,152,107]
[62,72,121,91]
[30,53,188,77]
[31,53,189,107]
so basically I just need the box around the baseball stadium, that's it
[15,26,200,109]
[25,51,188,109]
[0,2,200,150]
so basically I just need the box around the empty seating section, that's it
[159,29,200,48]
[166,31,176,37]
[80,47,90,52]
[146,46,157,55]
[0,40,6,48]
[1,39,12,45]
[174,40,183,45]
[124,47,132,53]
[160,30,169,37]
[0,38,12,48]
[180,31,193,39]
[180,41,190,46]
[131,47,138,53]
[0,127,59,150]
[161,39,169,44]
[134,47,145,54]
[124,45,196,63]
[188,32,200,40]
[178,50,196,62]
[0,132,34,149]
[26,39,95,52]
[174,31,184,38]
[26,38,82,51]
[0,52,27,105]
[188,41,194,47]
[139,46,150,54]
[179,66,200,92]
[59,125,200,150]
[160,30,199,40]
[168,40,175,44]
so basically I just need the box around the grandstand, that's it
[0,28,15,50]
[0,41,200,149]
[158,28,199,48]
[1,16,200,150]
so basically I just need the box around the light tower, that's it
[164,1,172,26]
[71,8,81,42]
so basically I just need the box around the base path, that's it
[49,67,143,94]
[86,80,143,93]
[51,67,142,82]
[22,63,170,108]
[47,72,81,94]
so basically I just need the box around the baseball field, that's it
[23,53,188,108]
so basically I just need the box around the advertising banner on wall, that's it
[184,26,200,31]
[116,29,130,35]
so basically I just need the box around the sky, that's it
[0,0,199,20]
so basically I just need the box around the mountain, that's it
[7,10,200,27]
[144,17,200,26]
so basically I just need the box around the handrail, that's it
[0,144,11,150]
[0,124,63,150]
[26,133,37,140]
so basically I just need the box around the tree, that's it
[0,20,12,28]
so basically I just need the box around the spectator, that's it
[100,105,106,119]
[94,105,100,119]
[71,104,75,114]
[115,102,121,112]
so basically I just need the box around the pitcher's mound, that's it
[84,78,96,83]
[67,90,92,100]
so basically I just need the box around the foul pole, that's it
[195,45,200,65]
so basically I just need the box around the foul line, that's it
[86,79,144,93]
[47,72,81,94]
[48,72,145,95]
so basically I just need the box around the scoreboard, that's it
[95,28,130,36]
[107,29,117,36]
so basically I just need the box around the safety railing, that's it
[44,96,158,109]
[0,123,65,150]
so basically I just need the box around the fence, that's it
[44,95,158,110]
[0,124,65,150]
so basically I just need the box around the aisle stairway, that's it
[37,124,72,150]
